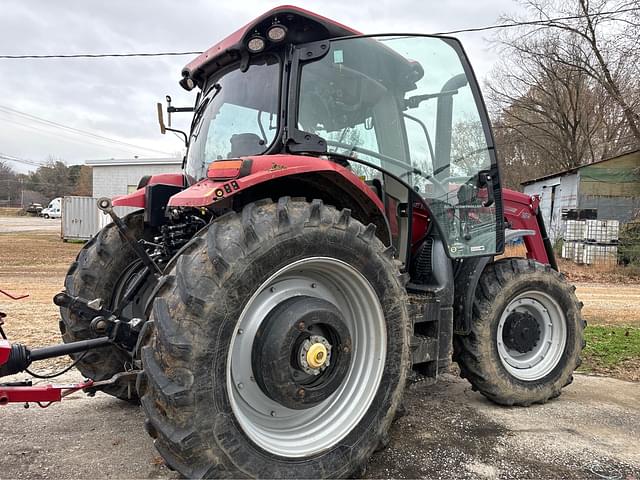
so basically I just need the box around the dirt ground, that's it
[0,223,81,371]
[576,283,640,326]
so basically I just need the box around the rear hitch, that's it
[0,293,144,377]
[0,289,145,406]
[53,291,144,351]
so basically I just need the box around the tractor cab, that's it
[173,6,503,266]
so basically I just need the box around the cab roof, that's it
[180,5,359,90]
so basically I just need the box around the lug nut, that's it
[297,321,305,331]
[297,388,305,398]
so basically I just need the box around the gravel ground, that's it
[0,373,638,479]
[0,216,61,234]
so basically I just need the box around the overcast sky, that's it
[0,0,526,173]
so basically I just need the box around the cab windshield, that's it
[185,56,280,180]
[297,35,498,257]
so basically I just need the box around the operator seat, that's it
[228,133,266,157]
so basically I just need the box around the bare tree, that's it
[503,0,640,142]
[0,161,21,205]
[488,0,640,188]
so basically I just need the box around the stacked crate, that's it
[561,220,586,263]
[560,219,619,266]
[583,220,619,267]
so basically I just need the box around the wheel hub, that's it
[301,336,331,373]
[251,295,351,410]
[502,311,541,353]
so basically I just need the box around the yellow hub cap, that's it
[306,343,328,369]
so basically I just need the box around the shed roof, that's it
[521,149,640,186]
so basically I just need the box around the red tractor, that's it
[1,6,584,478]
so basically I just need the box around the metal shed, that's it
[522,150,640,242]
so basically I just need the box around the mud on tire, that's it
[137,198,411,478]
[454,258,585,406]
[59,210,152,401]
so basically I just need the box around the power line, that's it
[0,51,203,59]
[0,152,45,167]
[0,105,173,156]
[4,178,78,187]
[432,7,640,35]
[0,114,167,158]
[0,8,638,60]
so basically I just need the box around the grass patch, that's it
[579,325,640,381]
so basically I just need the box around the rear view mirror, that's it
[155,96,192,146]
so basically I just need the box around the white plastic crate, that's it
[572,242,585,264]
[584,219,619,243]
[561,240,579,259]
[582,244,618,266]
[604,220,619,243]
[564,220,585,241]
[585,220,605,242]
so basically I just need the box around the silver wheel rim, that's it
[497,290,567,381]
[227,257,386,458]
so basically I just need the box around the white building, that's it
[86,157,182,198]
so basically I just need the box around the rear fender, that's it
[112,173,185,208]
[169,155,391,245]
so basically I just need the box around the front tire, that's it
[137,198,410,478]
[454,258,585,406]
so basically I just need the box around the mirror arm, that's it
[168,107,194,113]
[165,127,189,148]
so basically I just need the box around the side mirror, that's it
[156,95,192,147]
[156,103,166,135]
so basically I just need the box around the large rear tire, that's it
[137,198,410,478]
[59,210,156,401]
[454,258,585,406]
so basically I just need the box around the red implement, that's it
[0,380,93,407]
